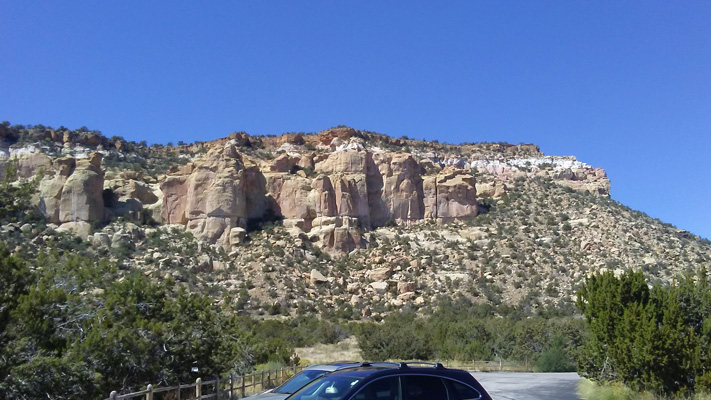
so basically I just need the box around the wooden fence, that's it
[105,365,303,400]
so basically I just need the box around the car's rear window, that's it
[445,379,482,400]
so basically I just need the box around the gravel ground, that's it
[471,372,583,400]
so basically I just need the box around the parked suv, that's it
[285,362,491,400]
[245,362,366,400]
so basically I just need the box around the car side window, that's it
[401,375,447,400]
[444,379,481,400]
[351,376,401,400]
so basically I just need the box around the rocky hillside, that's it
[1,122,708,318]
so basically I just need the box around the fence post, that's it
[229,373,234,399]
[261,370,265,390]
[146,384,153,400]
[241,373,246,398]
[216,375,220,399]
[196,377,202,399]
[110,391,117,400]
[177,383,181,400]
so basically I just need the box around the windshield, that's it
[287,375,361,400]
[275,369,330,394]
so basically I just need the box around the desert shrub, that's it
[356,312,433,360]
[536,336,575,372]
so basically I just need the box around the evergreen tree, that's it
[577,268,711,395]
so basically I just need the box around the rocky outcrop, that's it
[59,153,105,223]
[255,146,480,251]
[476,181,506,199]
[12,126,615,253]
[555,167,610,195]
[160,142,251,247]
[18,152,52,178]
[104,175,160,222]
[316,127,362,146]
[22,136,478,252]
[145,136,480,252]
[471,156,610,196]
[370,153,425,225]
[424,168,478,222]
[30,152,105,226]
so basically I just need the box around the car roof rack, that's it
[359,361,400,368]
[357,361,446,369]
[397,361,445,369]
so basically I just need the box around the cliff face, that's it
[151,136,479,252]
[4,126,608,253]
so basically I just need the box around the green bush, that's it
[356,312,433,360]
[697,371,711,393]
[536,336,575,372]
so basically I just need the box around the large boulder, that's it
[56,221,92,238]
[475,181,506,199]
[110,179,159,205]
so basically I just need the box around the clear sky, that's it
[1,1,710,240]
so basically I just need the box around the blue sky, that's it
[1,1,710,240]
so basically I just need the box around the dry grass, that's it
[294,336,363,365]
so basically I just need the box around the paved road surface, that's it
[471,372,583,400]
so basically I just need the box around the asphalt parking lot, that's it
[471,372,583,400]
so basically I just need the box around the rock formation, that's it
[28,152,106,230]
[151,135,480,251]
[160,142,253,246]
[59,153,105,223]
[5,126,611,252]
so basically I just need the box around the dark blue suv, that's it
[285,362,491,400]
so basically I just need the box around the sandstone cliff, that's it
[151,133,480,252]
[3,125,608,253]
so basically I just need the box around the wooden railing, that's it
[105,365,303,400]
